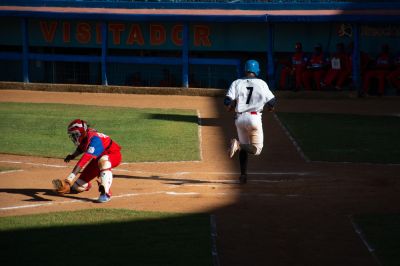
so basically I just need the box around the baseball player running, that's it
[224,60,276,184]
[52,119,122,203]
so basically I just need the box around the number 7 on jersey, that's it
[246,87,253,104]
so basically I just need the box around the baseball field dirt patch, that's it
[0,90,399,266]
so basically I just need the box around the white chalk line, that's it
[168,179,305,188]
[210,214,220,266]
[116,168,310,177]
[0,160,311,179]
[0,190,299,212]
[0,159,305,211]
[120,160,201,165]
[273,113,310,163]
[350,216,383,266]
[0,160,69,168]
[197,109,204,161]
[0,169,24,175]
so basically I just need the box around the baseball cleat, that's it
[229,138,240,158]
[239,174,247,184]
[97,185,111,203]
[97,193,111,203]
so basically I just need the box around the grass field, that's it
[277,112,400,164]
[354,213,400,266]
[0,209,212,266]
[0,103,210,265]
[0,102,199,162]
[0,166,17,172]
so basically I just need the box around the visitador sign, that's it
[30,20,213,50]
[0,18,269,51]
[1,18,398,52]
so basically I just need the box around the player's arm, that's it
[223,96,236,112]
[64,148,83,163]
[65,137,103,183]
[265,97,276,112]
[64,152,95,184]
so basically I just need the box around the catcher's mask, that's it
[67,119,88,146]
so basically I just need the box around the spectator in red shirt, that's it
[387,53,400,94]
[279,42,308,91]
[302,44,329,90]
[322,43,351,90]
[362,44,392,96]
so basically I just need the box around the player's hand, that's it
[64,154,75,163]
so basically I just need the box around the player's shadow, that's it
[149,113,199,124]
[114,174,236,185]
[0,188,55,202]
[199,118,221,127]
[148,113,222,127]
[0,188,94,202]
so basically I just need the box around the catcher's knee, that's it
[98,155,112,171]
[71,179,90,193]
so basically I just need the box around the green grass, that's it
[0,102,199,162]
[277,112,400,164]
[354,214,400,266]
[0,166,17,172]
[0,208,212,266]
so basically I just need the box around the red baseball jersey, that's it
[76,129,121,168]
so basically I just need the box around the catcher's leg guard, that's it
[98,155,113,195]
[99,170,113,195]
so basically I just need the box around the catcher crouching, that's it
[52,119,122,203]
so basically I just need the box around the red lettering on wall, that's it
[96,23,102,44]
[40,21,58,43]
[172,24,183,46]
[109,23,125,45]
[194,25,211,47]
[63,22,71,43]
[150,24,166,46]
[127,24,144,45]
[76,22,91,44]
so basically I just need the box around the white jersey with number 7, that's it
[226,77,275,113]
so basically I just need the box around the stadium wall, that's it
[0,1,399,93]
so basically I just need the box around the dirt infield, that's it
[0,90,399,266]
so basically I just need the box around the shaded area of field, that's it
[277,112,400,164]
[354,213,400,266]
[0,209,212,266]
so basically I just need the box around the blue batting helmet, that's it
[244,60,260,76]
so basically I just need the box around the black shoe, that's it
[239,174,247,184]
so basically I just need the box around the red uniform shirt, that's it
[309,53,326,69]
[77,129,121,168]
[376,52,391,70]
[291,52,307,67]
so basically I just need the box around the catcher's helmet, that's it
[67,119,88,146]
[244,60,260,76]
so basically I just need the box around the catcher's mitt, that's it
[52,179,72,194]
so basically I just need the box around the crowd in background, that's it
[277,42,400,96]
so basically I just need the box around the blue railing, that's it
[0,0,399,89]
[2,0,398,3]
[2,0,399,10]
